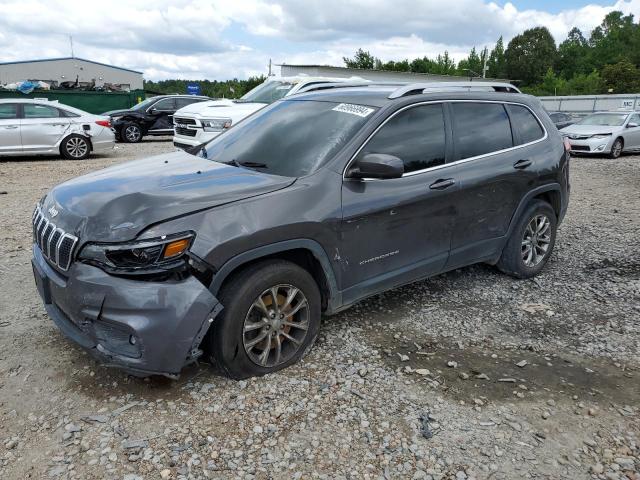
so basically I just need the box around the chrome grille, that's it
[32,206,78,271]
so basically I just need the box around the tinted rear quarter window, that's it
[452,103,513,160]
[507,104,545,144]
[359,104,446,173]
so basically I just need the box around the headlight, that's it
[201,118,232,132]
[78,232,194,273]
[591,133,612,139]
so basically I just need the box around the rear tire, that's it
[207,260,321,379]
[609,137,623,159]
[497,200,557,279]
[121,123,143,143]
[60,134,90,160]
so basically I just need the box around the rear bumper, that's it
[32,245,221,378]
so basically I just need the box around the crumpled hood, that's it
[560,124,621,135]
[102,109,132,117]
[41,150,294,243]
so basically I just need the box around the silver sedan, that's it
[560,111,640,159]
[0,99,115,160]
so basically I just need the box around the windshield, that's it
[131,97,157,111]
[577,113,628,126]
[199,100,377,177]
[239,81,296,104]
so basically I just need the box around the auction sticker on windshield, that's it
[332,103,375,117]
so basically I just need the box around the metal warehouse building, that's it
[0,57,143,90]
[279,64,510,84]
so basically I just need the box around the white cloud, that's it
[0,0,638,81]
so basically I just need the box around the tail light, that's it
[95,119,111,128]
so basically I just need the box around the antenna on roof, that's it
[69,35,74,58]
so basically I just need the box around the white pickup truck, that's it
[172,76,361,150]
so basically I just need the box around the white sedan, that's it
[560,111,640,159]
[0,99,115,160]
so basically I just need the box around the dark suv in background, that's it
[32,82,570,380]
[103,94,210,143]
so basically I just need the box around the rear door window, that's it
[176,97,204,109]
[507,104,545,145]
[0,104,18,119]
[358,104,446,173]
[23,104,61,118]
[451,102,513,159]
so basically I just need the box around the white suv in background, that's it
[172,76,362,150]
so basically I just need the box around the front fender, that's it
[209,239,342,314]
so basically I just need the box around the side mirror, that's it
[348,153,404,179]
[149,108,158,113]
[627,122,638,128]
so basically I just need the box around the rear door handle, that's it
[429,178,456,190]
[514,159,532,170]
[3,125,18,129]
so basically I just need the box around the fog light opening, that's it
[129,335,137,345]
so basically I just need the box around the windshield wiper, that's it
[222,159,268,169]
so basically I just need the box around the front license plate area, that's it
[32,261,52,304]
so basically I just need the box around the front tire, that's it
[609,137,623,159]
[497,200,557,279]
[121,123,143,143]
[208,260,321,379]
[60,134,90,160]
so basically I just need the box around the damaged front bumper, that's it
[32,245,221,378]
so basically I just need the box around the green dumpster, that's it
[0,89,146,114]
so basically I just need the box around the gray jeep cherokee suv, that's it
[31,83,570,379]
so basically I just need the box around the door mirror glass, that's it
[348,153,404,179]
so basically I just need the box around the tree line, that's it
[144,76,265,98]
[343,11,640,95]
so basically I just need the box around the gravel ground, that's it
[0,140,638,480]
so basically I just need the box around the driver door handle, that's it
[429,178,456,190]
[514,159,532,170]
[3,125,18,129]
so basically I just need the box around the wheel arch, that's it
[209,239,341,314]
[58,133,93,156]
[505,184,562,240]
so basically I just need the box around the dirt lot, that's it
[0,140,638,480]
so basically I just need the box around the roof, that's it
[0,57,143,74]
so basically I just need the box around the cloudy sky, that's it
[1,0,639,81]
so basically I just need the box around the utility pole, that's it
[268,59,272,77]
[482,46,488,78]
[69,35,74,58]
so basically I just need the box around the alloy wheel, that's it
[242,284,310,368]
[521,214,551,267]
[125,125,141,142]
[66,137,88,158]
[612,140,622,158]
